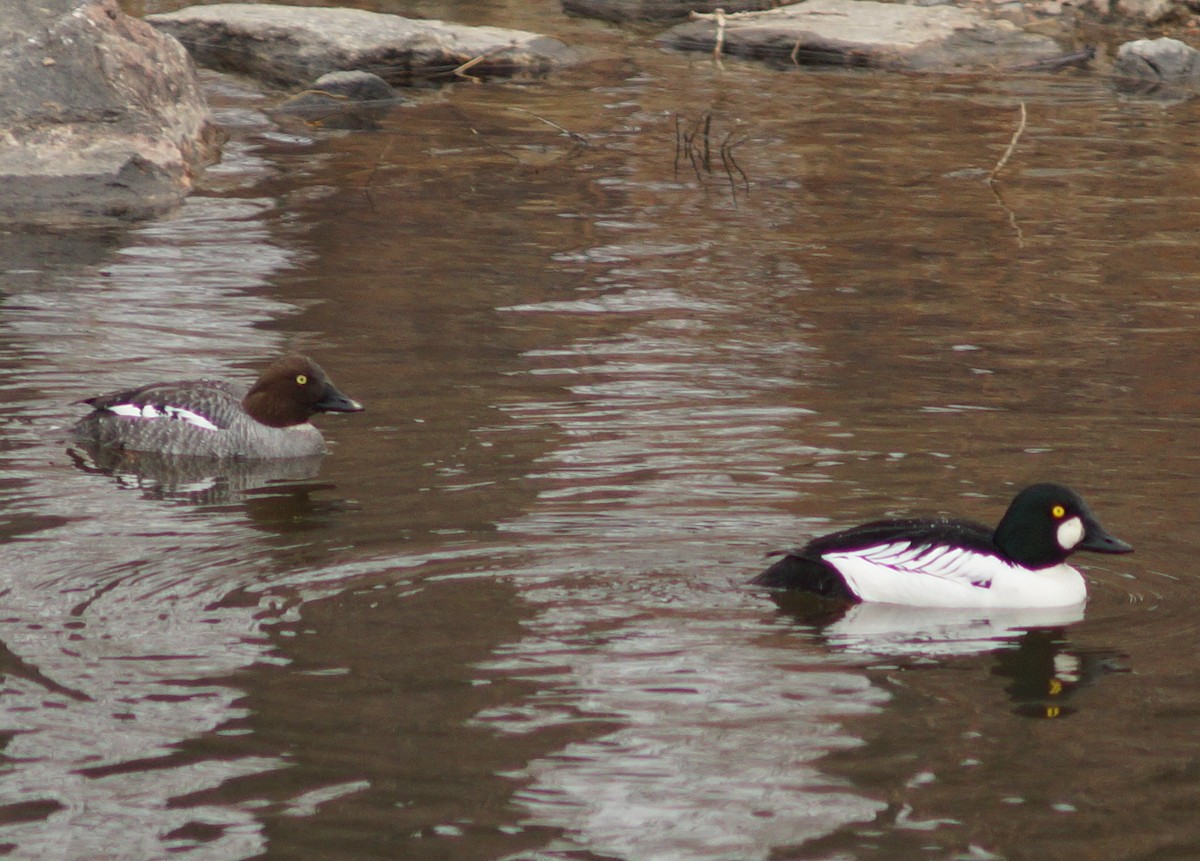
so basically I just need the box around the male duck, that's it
[71,355,364,459]
[752,483,1132,608]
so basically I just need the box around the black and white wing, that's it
[82,380,245,431]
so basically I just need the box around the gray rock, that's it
[1113,37,1200,96]
[276,71,404,130]
[147,3,580,88]
[658,0,1065,71]
[1113,0,1186,24]
[563,0,779,24]
[0,0,219,225]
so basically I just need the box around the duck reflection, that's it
[768,594,1126,718]
[992,628,1128,719]
[67,441,329,508]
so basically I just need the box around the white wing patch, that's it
[823,541,1021,606]
[831,541,1008,585]
[106,403,219,431]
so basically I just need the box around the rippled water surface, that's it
[5,2,1200,858]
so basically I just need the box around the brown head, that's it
[242,355,364,428]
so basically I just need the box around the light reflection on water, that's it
[478,607,888,861]
[0,140,338,857]
[2,15,1200,861]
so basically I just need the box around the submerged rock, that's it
[276,71,405,130]
[658,0,1065,71]
[146,3,580,88]
[1112,37,1200,97]
[0,0,219,225]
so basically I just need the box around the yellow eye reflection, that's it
[1051,504,1066,518]
[296,374,308,385]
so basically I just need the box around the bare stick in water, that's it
[453,43,521,82]
[510,107,589,146]
[989,102,1027,183]
[714,8,727,62]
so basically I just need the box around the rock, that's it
[276,71,404,130]
[1112,37,1200,96]
[1066,0,1107,16]
[563,0,779,24]
[0,0,219,225]
[146,3,579,89]
[1113,0,1185,23]
[658,0,1066,71]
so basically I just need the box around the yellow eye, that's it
[296,374,308,385]
[1051,505,1066,518]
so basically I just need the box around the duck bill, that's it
[314,383,364,414]
[1080,522,1133,554]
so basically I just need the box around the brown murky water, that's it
[4,1,1200,858]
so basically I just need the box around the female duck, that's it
[753,483,1132,608]
[72,355,364,459]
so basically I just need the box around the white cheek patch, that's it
[1056,516,1085,550]
[105,403,219,432]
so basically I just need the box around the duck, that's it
[752,483,1132,608]
[71,354,364,459]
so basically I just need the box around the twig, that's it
[721,130,750,193]
[713,8,726,62]
[686,117,706,184]
[362,135,397,210]
[674,111,751,202]
[989,179,1024,248]
[509,107,589,145]
[467,125,522,162]
[452,42,520,82]
[688,7,767,20]
[719,136,739,206]
[674,114,683,177]
[988,101,1026,183]
[1007,47,1094,72]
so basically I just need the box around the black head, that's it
[992,483,1132,569]
[242,355,364,428]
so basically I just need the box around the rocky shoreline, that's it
[4,0,1199,225]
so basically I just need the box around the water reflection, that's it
[67,442,327,506]
[475,599,888,860]
[3,13,1200,861]
[766,596,1127,719]
[0,146,334,859]
[178,571,564,861]
[497,279,830,556]
[992,629,1128,719]
[772,597,1086,659]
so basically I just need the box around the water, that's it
[3,1,1200,857]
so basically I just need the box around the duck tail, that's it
[750,552,859,602]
